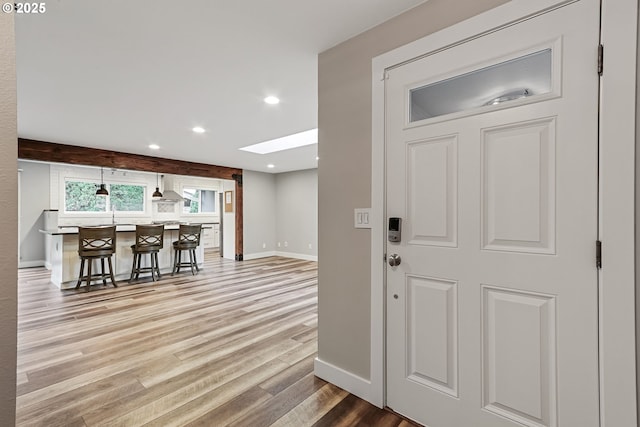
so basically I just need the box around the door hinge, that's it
[597,44,604,76]
[596,240,602,269]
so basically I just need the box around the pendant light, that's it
[96,167,109,196]
[152,172,163,198]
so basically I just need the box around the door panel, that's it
[385,1,600,426]
[406,135,457,247]
[406,275,458,397]
[482,286,556,427]
[481,118,556,254]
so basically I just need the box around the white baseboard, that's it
[44,261,52,270]
[231,251,318,262]
[314,357,379,407]
[275,251,318,262]
[19,260,45,269]
[243,251,277,260]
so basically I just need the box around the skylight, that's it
[239,128,317,154]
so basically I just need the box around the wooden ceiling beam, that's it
[18,138,242,180]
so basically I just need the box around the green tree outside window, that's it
[110,184,145,211]
[65,181,106,212]
[65,181,145,212]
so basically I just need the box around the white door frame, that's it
[370,1,637,425]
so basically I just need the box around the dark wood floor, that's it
[17,251,418,426]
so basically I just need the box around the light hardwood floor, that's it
[17,250,417,426]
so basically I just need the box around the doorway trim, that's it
[370,0,637,424]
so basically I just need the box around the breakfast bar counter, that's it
[40,224,212,289]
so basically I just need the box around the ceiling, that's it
[15,0,428,173]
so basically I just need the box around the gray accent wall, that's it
[243,170,277,257]
[317,0,509,380]
[18,160,50,267]
[243,169,318,260]
[275,169,317,258]
[0,11,17,426]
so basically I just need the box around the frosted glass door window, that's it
[410,49,552,122]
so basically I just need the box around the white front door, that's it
[385,2,601,426]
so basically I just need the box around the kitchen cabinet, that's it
[202,223,219,249]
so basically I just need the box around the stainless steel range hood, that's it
[152,190,184,202]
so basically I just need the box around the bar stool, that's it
[172,224,202,275]
[129,224,164,282]
[75,226,117,291]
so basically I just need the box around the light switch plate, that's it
[354,208,372,229]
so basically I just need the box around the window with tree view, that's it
[183,188,217,214]
[65,181,145,213]
[110,184,145,211]
[65,181,107,212]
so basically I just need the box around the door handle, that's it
[388,254,401,267]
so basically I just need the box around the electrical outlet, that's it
[308,243,312,249]
[277,242,281,247]
[284,241,288,247]
[262,243,266,249]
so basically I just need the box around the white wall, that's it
[51,163,159,226]
[47,165,225,226]
[18,160,50,267]
[0,10,17,425]
[243,170,277,259]
[276,169,317,260]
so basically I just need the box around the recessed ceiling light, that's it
[192,126,205,134]
[267,164,275,169]
[240,128,317,154]
[264,96,280,105]
[148,144,160,150]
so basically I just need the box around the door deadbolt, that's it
[388,254,401,267]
